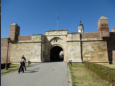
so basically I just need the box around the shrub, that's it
[1,63,11,69]
[84,62,115,85]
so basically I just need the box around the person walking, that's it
[18,56,25,73]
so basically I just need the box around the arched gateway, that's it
[50,46,64,62]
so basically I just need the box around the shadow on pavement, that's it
[23,67,40,73]
[24,70,38,73]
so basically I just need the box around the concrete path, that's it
[1,62,68,86]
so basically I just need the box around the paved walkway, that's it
[1,62,68,86]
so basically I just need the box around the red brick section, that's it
[18,35,31,41]
[98,27,110,37]
[98,19,110,38]
[1,38,11,63]
[9,25,20,41]
[113,51,115,63]
[98,19,108,28]
[9,25,16,40]
[81,32,100,38]
[107,32,115,64]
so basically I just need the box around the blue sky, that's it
[1,0,115,38]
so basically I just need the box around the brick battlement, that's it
[81,32,100,38]
[18,35,31,41]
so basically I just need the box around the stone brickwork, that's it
[45,30,68,36]
[67,42,81,62]
[82,41,108,62]
[67,33,80,41]
[67,33,81,62]
[10,35,42,63]
[10,43,41,62]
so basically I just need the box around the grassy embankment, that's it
[1,63,31,74]
[68,63,111,86]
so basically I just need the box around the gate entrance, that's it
[50,46,64,62]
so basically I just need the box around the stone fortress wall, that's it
[1,16,115,63]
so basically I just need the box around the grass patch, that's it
[1,63,31,74]
[68,63,111,86]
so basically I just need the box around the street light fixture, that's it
[5,37,10,70]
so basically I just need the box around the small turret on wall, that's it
[98,16,110,39]
[9,23,20,41]
[78,20,84,33]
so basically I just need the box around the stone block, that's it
[112,28,115,32]
[67,33,80,41]
[45,30,68,35]
[112,51,115,64]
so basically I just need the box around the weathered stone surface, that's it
[67,33,80,41]
[67,42,81,62]
[10,43,41,62]
[31,35,41,42]
[82,41,108,62]
[45,30,68,35]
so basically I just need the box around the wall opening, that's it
[50,46,64,62]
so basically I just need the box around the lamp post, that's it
[5,37,10,70]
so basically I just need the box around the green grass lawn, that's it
[1,63,31,74]
[68,63,111,86]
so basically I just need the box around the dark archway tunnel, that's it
[50,46,64,62]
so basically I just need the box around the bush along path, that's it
[68,63,111,86]
[84,62,115,86]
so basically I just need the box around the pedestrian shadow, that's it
[24,70,38,73]
[24,67,40,73]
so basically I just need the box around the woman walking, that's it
[18,56,25,73]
